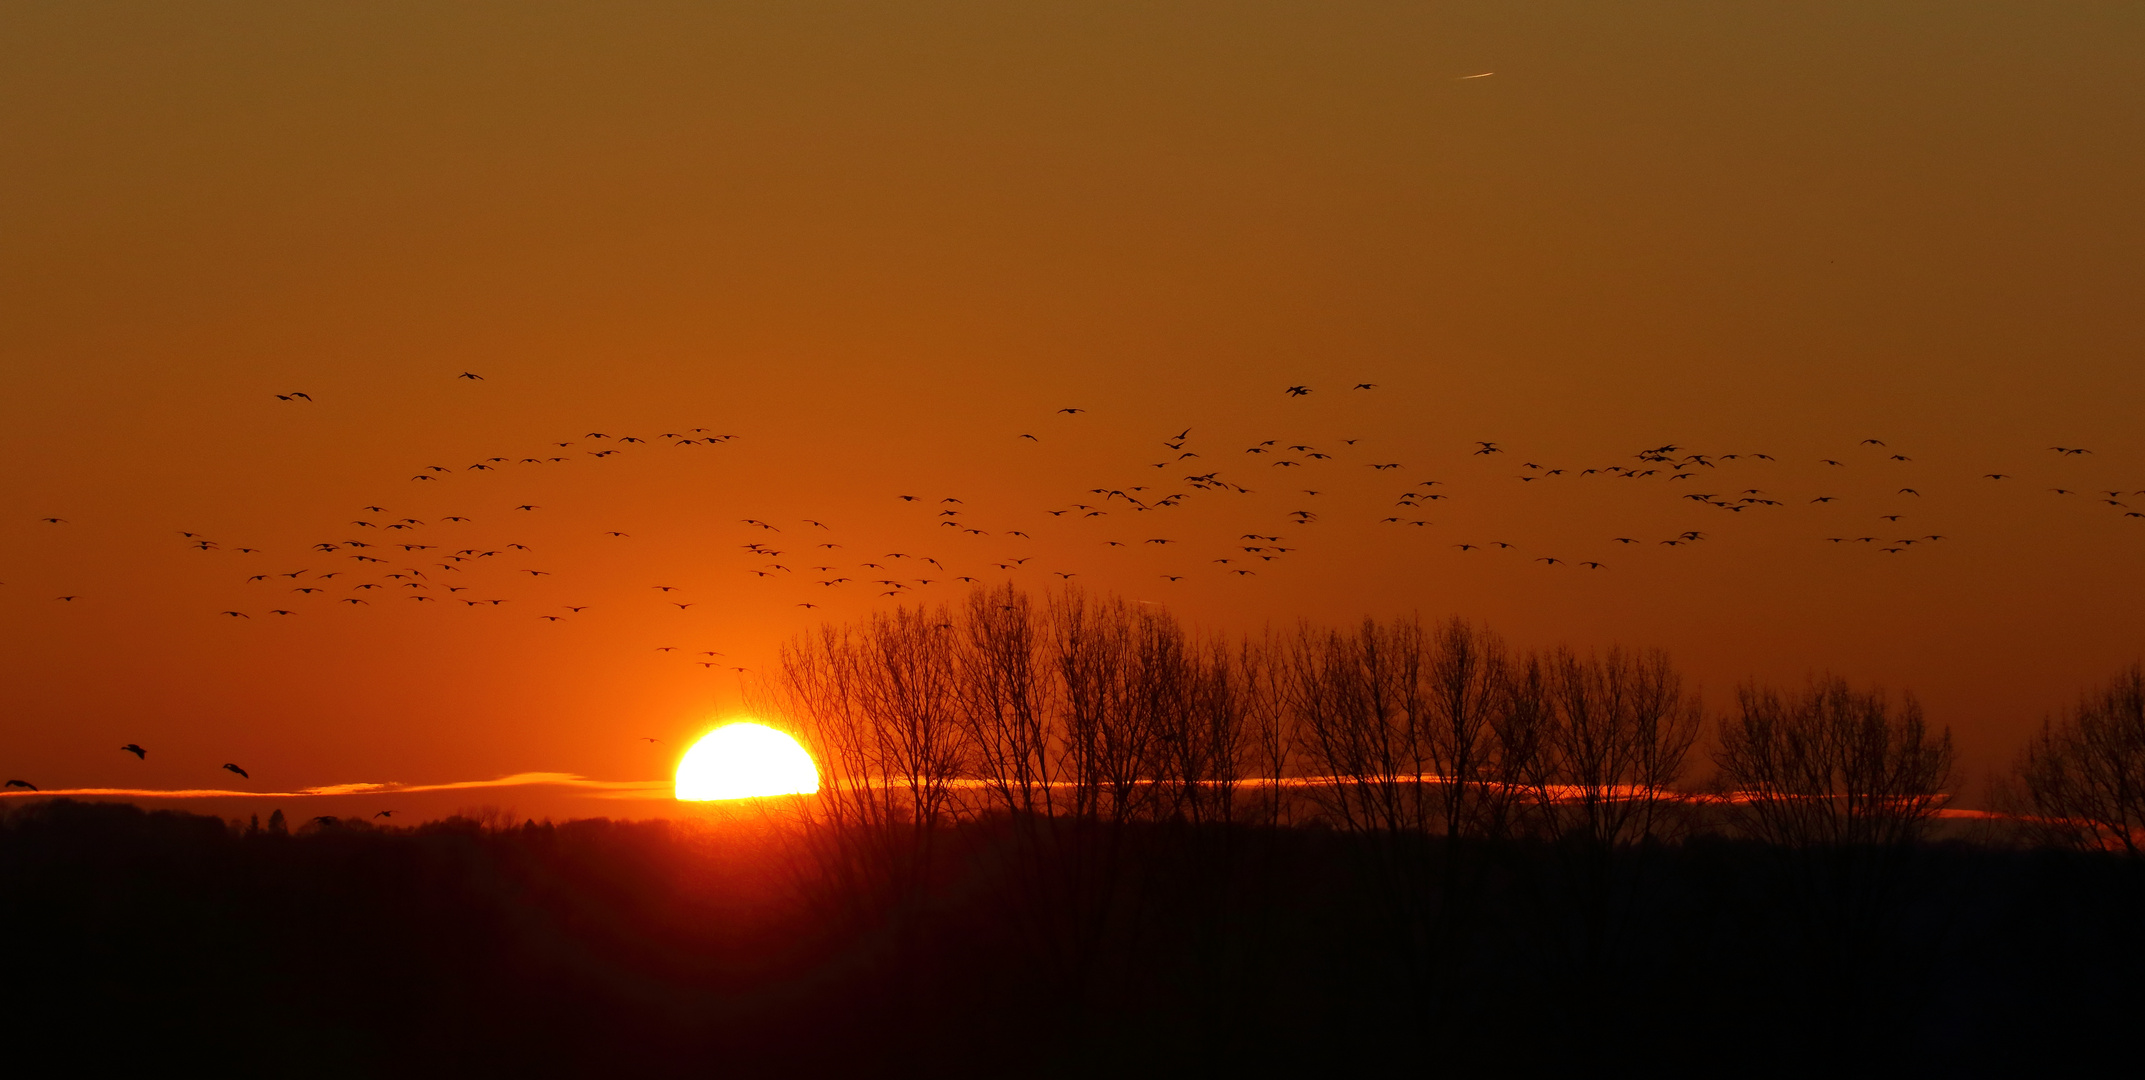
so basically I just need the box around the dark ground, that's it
[1,799,2137,1076]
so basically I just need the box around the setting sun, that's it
[673,722,819,801]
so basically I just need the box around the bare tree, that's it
[2011,663,2145,857]
[1422,618,1515,843]
[1484,649,1552,841]
[1287,616,1433,838]
[1521,646,1704,974]
[1711,673,1958,1050]
[1283,616,1443,966]
[956,584,1059,819]
[1715,676,1955,849]
[1152,637,1249,826]
[1051,589,1165,824]
[1532,646,1704,849]
[771,607,971,917]
[1238,630,1296,829]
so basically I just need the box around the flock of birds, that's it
[6,371,2138,797]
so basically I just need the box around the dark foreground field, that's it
[2,799,2138,1077]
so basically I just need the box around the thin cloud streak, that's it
[0,772,672,801]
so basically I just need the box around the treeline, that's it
[763,584,2143,850]
[725,585,2145,1069]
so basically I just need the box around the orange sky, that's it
[3,2,2142,815]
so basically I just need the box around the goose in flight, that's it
[222,763,250,780]
[121,744,146,760]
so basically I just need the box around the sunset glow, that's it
[673,722,818,801]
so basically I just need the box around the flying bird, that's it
[120,744,146,760]
[222,763,250,780]
[5,780,36,791]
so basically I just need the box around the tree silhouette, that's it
[2011,663,2145,857]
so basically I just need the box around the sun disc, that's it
[674,722,819,801]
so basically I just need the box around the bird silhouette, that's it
[222,763,250,780]
[120,744,146,760]
[4,780,36,791]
